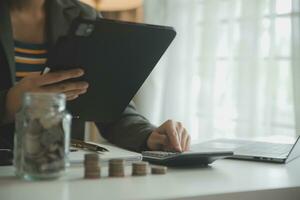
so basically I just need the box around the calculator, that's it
[142,151,233,166]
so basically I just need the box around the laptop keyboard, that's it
[193,139,294,158]
[236,142,293,156]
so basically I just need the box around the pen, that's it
[41,67,50,75]
[71,139,109,152]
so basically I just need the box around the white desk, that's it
[0,158,300,200]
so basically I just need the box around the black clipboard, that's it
[46,18,176,122]
[0,149,13,166]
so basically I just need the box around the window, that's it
[142,0,300,143]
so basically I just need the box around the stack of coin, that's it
[151,166,168,175]
[132,161,149,176]
[84,153,100,179]
[109,159,125,177]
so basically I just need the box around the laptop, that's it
[192,136,300,164]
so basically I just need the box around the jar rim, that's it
[22,92,66,110]
[23,92,66,99]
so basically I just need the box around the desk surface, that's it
[0,158,300,200]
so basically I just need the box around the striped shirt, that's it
[14,40,48,82]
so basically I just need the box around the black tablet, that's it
[46,18,176,122]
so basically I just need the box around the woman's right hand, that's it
[4,68,89,123]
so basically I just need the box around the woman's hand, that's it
[4,68,89,122]
[147,120,191,152]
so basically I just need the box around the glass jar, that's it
[14,93,72,180]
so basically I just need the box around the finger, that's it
[185,135,191,151]
[67,95,79,101]
[64,89,87,97]
[164,123,182,152]
[147,131,169,151]
[42,81,89,93]
[176,122,184,149]
[154,133,169,150]
[181,133,188,151]
[158,134,169,146]
[181,130,189,151]
[37,69,84,86]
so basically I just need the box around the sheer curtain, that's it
[135,0,300,143]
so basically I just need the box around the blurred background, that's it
[81,0,300,144]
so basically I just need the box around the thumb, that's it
[147,131,169,150]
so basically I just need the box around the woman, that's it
[0,0,190,153]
